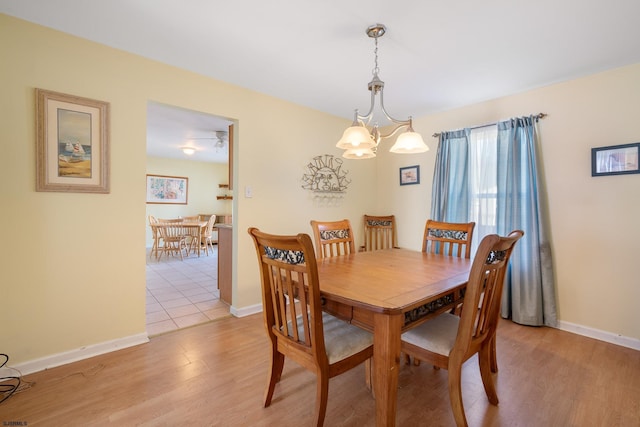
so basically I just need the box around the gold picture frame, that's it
[36,89,110,193]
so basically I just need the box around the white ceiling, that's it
[146,102,232,163]
[3,0,640,162]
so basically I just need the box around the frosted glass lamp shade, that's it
[342,147,376,159]
[389,131,429,154]
[336,126,376,149]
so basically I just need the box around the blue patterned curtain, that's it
[430,115,557,327]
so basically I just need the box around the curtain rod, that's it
[431,113,547,138]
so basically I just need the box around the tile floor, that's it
[146,245,230,336]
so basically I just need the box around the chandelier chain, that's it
[372,36,379,76]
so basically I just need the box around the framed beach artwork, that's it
[146,174,189,204]
[36,89,110,193]
[399,165,420,186]
[591,142,640,177]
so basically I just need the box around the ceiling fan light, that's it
[336,126,375,149]
[389,131,429,154]
[181,147,196,155]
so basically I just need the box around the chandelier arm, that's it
[377,89,412,126]
[356,88,378,124]
[378,123,410,140]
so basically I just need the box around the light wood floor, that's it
[2,315,639,426]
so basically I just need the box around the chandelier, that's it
[336,24,429,159]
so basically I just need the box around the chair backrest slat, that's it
[422,220,476,259]
[310,219,356,259]
[363,214,397,251]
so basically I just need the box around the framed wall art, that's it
[36,89,110,193]
[146,174,189,204]
[591,142,640,177]
[399,165,420,186]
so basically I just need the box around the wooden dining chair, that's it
[407,220,477,365]
[180,216,201,255]
[422,219,476,259]
[148,215,162,260]
[401,230,524,427]
[248,227,373,427]
[362,214,397,252]
[202,214,217,256]
[158,219,189,260]
[309,219,356,259]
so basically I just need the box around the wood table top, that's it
[317,248,471,314]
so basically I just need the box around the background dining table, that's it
[151,219,208,259]
[317,248,472,427]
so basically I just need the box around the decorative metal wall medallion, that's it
[302,154,351,194]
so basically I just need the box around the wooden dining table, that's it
[317,248,472,427]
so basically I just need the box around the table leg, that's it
[373,311,402,427]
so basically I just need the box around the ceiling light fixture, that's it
[181,147,196,155]
[337,24,429,159]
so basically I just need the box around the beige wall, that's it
[0,14,375,367]
[145,157,230,247]
[1,13,638,370]
[377,64,640,342]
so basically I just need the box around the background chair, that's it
[248,227,373,427]
[181,216,202,255]
[202,214,217,256]
[409,220,477,365]
[422,219,476,258]
[401,230,524,427]
[148,215,162,260]
[309,219,356,259]
[362,214,397,252]
[157,219,188,260]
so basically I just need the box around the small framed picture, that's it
[146,174,189,204]
[399,165,420,186]
[591,143,640,177]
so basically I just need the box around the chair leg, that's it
[403,353,422,366]
[490,334,498,373]
[314,372,329,427]
[364,358,375,397]
[448,364,469,427]
[478,345,499,405]
[264,350,284,407]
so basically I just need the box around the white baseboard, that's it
[12,333,149,376]
[557,321,640,351]
[230,303,262,318]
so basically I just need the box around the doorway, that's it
[145,101,234,335]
